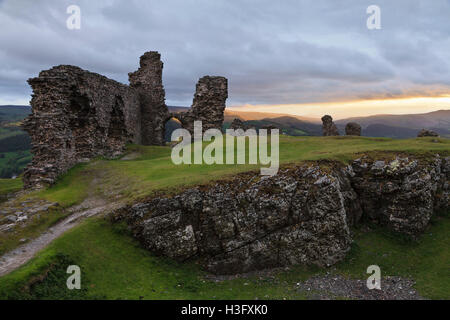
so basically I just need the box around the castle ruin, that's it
[22,51,228,189]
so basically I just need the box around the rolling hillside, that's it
[336,110,450,137]
[0,106,31,178]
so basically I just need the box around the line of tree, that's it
[0,133,31,152]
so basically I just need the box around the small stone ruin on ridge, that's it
[321,115,362,136]
[22,51,228,189]
[321,115,340,136]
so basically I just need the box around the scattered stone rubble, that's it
[321,115,340,136]
[22,52,228,189]
[0,197,59,233]
[112,154,449,274]
[417,129,439,137]
[296,274,424,300]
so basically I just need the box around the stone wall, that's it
[23,52,228,189]
[23,65,142,189]
[129,52,169,146]
[321,115,339,136]
[112,154,449,274]
[173,76,228,135]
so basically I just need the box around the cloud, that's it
[0,0,449,107]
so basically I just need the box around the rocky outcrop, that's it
[22,52,228,189]
[321,115,339,136]
[345,122,361,136]
[112,163,354,274]
[417,129,439,137]
[350,155,449,236]
[112,154,449,274]
[174,76,228,135]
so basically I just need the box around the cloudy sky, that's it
[1,0,449,118]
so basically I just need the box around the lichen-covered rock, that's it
[112,164,355,274]
[112,154,449,274]
[350,155,449,236]
[345,122,362,136]
[321,115,339,136]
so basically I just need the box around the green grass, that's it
[0,135,448,299]
[335,213,450,299]
[0,209,69,256]
[0,218,311,300]
[34,136,450,207]
[0,214,448,300]
[0,178,22,197]
[0,151,32,178]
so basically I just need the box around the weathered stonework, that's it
[23,65,142,189]
[321,115,339,136]
[112,154,449,274]
[229,118,250,131]
[23,52,228,189]
[129,52,169,146]
[345,122,361,136]
[173,76,228,135]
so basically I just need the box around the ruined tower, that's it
[22,52,227,189]
[174,76,228,135]
[129,52,169,145]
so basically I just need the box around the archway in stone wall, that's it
[68,94,94,159]
[164,117,182,143]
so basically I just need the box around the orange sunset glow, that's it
[230,95,450,120]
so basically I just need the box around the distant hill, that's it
[224,110,320,123]
[240,116,322,136]
[167,106,189,113]
[361,124,420,139]
[0,105,30,124]
[335,109,450,138]
[0,106,32,178]
[226,108,450,138]
[336,110,450,130]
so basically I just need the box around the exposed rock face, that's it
[174,76,228,135]
[321,115,340,136]
[112,164,355,274]
[129,52,169,146]
[345,122,362,136]
[417,129,439,137]
[112,154,449,274]
[351,155,450,236]
[22,52,228,189]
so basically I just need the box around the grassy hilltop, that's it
[0,136,449,300]
[34,135,450,206]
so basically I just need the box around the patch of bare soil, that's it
[0,197,123,277]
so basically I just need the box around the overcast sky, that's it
[1,0,449,113]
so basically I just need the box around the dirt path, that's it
[0,198,121,277]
